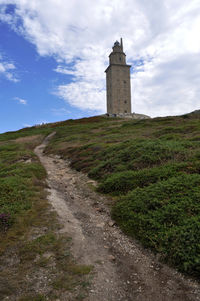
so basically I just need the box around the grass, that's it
[0,138,47,237]
[1,112,200,283]
[0,131,93,300]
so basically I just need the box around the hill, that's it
[44,113,200,277]
[0,112,200,299]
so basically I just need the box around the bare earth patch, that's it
[35,133,200,301]
[15,134,43,144]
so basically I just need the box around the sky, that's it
[0,0,200,133]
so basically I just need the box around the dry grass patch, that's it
[15,134,44,149]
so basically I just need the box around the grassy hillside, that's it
[45,114,200,278]
[0,112,200,285]
[0,129,92,300]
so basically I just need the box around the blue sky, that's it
[0,1,200,133]
[0,10,94,133]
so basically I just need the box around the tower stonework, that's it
[105,38,131,115]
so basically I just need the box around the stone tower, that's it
[105,38,131,115]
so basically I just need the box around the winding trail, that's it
[35,133,200,301]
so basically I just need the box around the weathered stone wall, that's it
[106,64,131,114]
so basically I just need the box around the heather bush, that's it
[97,162,188,195]
[88,139,197,180]
[112,174,200,276]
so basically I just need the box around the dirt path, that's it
[35,133,200,301]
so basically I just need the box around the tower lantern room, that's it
[109,38,126,65]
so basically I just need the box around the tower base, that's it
[105,112,150,119]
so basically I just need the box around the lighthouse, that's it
[105,38,131,115]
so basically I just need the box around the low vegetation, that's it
[45,113,200,278]
[0,131,92,300]
[0,111,200,295]
[113,173,200,275]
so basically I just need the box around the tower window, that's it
[124,100,127,104]
[124,80,126,84]
[119,57,122,61]
[124,110,127,113]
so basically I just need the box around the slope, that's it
[0,113,200,300]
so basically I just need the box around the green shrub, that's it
[97,162,188,195]
[112,174,200,276]
[88,139,196,180]
[88,159,120,179]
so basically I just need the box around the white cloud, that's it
[1,0,200,116]
[56,81,106,113]
[14,97,27,105]
[0,58,18,82]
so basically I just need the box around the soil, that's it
[35,133,200,301]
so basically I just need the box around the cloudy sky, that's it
[0,0,200,133]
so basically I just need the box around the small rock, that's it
[95,207,102,212]
[87,180,97,185]
[108,221,115,227]
[108,255,116,261]
[96,223,105,228]
[104,245,109,249]
[24,158,32,164]
[137,286,142,292]
[43,252,52,259]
